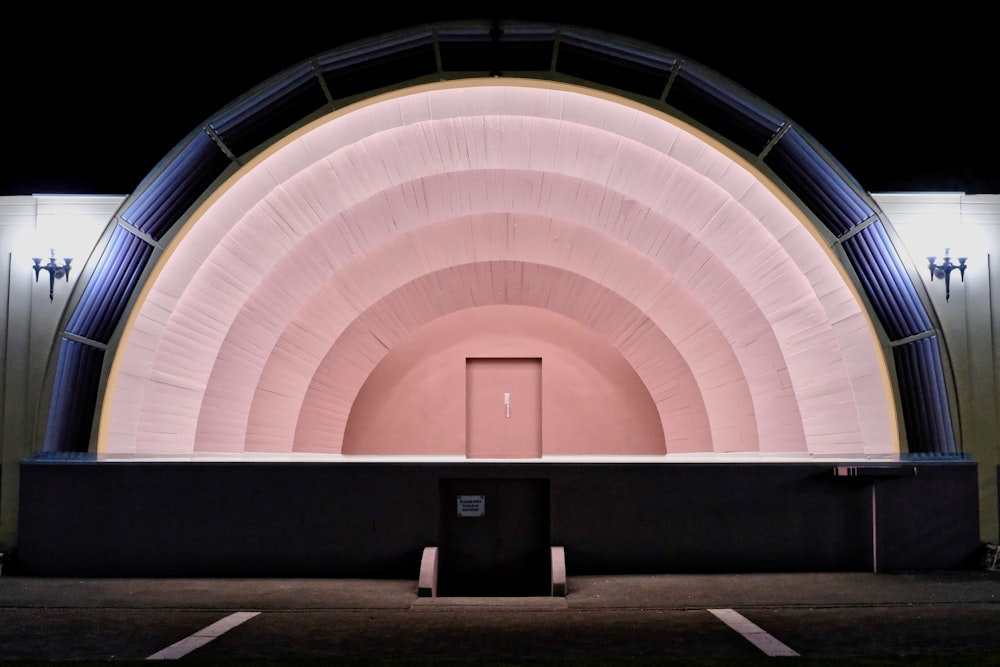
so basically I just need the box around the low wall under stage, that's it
[15,459,983,577]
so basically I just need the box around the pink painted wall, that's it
[343,305,666,456]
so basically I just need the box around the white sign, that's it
[457,495,485,517]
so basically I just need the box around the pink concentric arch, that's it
[335,302,675,457]
[299,264,715,455]
[100,80,897,459]
[239,213,783,455]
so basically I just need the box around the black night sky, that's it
[3,7,997,197]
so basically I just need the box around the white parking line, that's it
[708,608,799,656]
[146,611,260,660]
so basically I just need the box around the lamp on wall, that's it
[32,249,72,302]
[927,248,967,302]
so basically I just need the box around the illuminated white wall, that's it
[875,192,1000,540]
[0,194,122,545]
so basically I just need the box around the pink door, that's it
[466,358,542,458]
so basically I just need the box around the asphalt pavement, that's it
[4,570,1000,663]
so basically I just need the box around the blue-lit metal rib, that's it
[42,339,105,453]
[65,225,154,344]
[209,63,328,158]
[893,337,957,454]
[120,132,231,240]
[765,128,874,236]
[668,62,784,157]
[842,221,933,341]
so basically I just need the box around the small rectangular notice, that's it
[457,495,485,517]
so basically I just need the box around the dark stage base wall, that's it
[16,460,982,577]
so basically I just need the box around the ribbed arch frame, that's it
[39,20,955,457]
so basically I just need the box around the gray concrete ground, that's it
[4,571,1000,663]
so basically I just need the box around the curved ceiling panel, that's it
[284,260,731,455]
[212,203,797,457]
[102,81,894,459]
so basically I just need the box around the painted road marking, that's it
[708,608,799,656]
[147,611,260,660]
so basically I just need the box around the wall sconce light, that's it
[927,248,967,302]
[32,249,73,302]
